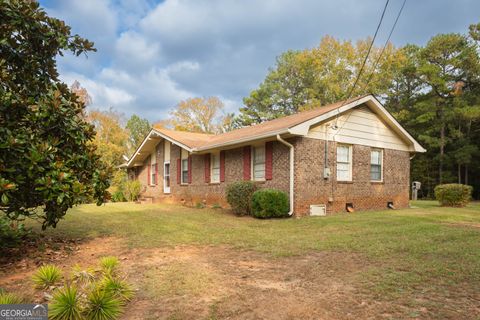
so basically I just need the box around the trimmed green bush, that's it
[226,181,257,215]
[434,183,473,207]
[251,189,290,219]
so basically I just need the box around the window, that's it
[150,151,157,185]
[336,145,352,181]
[370,149,383,181]
[252,145,265,181]
[181,149,189,184]
[211,153,220,183]
[181,158,188,184]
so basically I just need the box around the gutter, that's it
[276,134,294,216]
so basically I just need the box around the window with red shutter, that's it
[147,161,151,185]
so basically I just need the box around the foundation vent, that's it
[310,204,326,216]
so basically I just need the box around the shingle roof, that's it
[154,95,370,150]
[153,128,214,149]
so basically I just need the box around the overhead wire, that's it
[332,0,391,129]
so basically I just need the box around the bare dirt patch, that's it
[1,237,479,319]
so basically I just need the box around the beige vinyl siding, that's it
[307,106,411,151]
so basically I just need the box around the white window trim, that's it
[251,144,266,181]
[336,144,353,182]
[210,152,220,183]
[181,150,189,185]
[370,148,383,182]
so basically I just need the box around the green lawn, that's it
[30,201,480,318]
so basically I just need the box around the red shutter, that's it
[155,163,158,185]
[147,157,151,185]
[204,153,210,183]
[265,141,273,180]
[243,146,251,180]
[188,156,192,184]
[220,151,225,182]
[177,158,181,184]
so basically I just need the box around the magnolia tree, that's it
[0,0,110,229]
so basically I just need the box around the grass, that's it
[33,201,480,305]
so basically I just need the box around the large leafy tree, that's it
[170,96,234,134]
[125,114,150,152]
[238,36,404,125]
[0,0,110,229]
[87,109,129,167]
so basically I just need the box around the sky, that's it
[39,0,479,122]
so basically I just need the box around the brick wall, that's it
[292,136,410,216]
[168,141,290,206]
[131,136,410,216]
[133,143,165,198]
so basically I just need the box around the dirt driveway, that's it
[0,236,429,320]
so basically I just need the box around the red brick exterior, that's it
[128,136,411,216]
[292,137,410,216]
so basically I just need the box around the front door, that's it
[163,162,171,194]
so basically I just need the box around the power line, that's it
[333,0,390,127]
[363,0,407,91]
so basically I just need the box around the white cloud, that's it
[43,0,480,121]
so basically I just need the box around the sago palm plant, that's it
[48,285,82,320]
[32,264,62,289]
[100,276,134,303]
[99,257,119,275]
[83,287,122,320]
[0,291,23,304]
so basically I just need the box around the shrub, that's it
[111,191,126,203]
[28,257,133,320]
[71,265,97,285]
[83,287,122,320]
[32,264,62,289]
[100,276,134,303]
[0,291,23,304]
[434,184,473,207]
[49,286,82,320]
[226,181,257,215]
[100,256,119,275]
[122,180,142,202]
[251,189,290,219]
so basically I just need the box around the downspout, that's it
[276,134,294,216]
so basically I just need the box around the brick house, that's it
[126,95,425,216]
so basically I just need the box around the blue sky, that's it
[39,0,479,122]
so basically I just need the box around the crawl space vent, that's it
[310,204,326,216]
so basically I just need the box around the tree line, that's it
[234,25,480,199]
